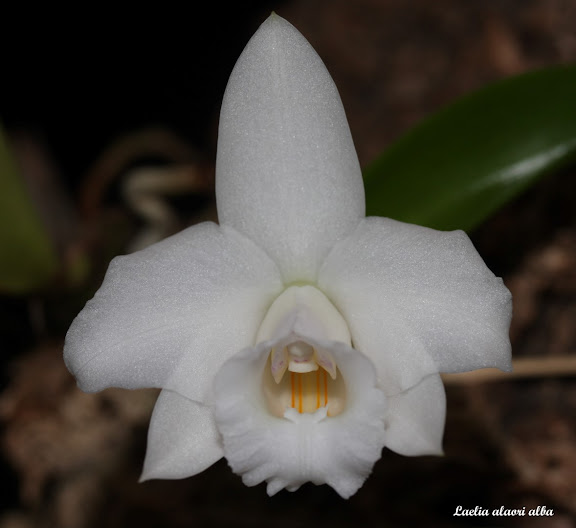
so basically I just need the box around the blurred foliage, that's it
[363,66,576,231]
[3,67,576,295]
[0,124,58,294]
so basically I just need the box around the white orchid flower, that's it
[64,14,512,498]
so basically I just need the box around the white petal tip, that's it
[138,466,168,483]
[257,12,301,38]
[330,483,361,500]
[265,11,282,23]
[267,480,299,496]
[138,463,184,483]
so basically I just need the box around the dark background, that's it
[1,1,576,526]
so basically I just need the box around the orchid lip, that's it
[213,333,388,499]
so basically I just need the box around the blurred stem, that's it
[442,356,576,385]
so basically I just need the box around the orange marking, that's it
[316,369,320,409]
[323,370,328,407]
[291,372,295,408]
[298,373,303,413]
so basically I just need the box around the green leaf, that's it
[363,66,576,231]
[0,124,58,293]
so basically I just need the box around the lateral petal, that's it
[64,222,283,402]
[385,374,446,456]
[140,390,223,481]
[319,217,512,391]
[216,14,364,282]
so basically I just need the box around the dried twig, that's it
[442,356,576,385]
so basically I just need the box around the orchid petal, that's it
[216,14,364,282]
[64,223,283,402]
[213,341,386,499]
[140,390,223,481]
[385,374,446,456]
[319,217,512,390]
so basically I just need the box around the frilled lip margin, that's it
[213,338,388,499]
